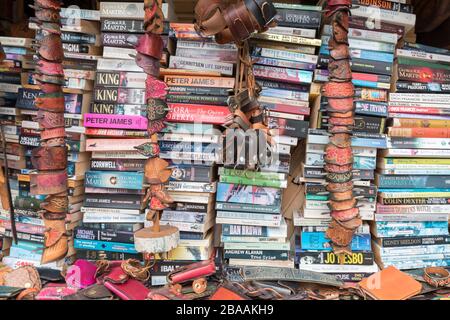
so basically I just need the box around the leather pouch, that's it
[359,266,422,300]
[35,285,77,300]
[209,282,250,300]
[0,286,24,299]
[104,279,150,300]
[3,266,42,293]
[37,267,65,283]
[145,77,168,99]
[65,259,97,289]
[168,260,216,284]
[63,284,114,300]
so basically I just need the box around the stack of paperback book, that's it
[145,23,232,282]
[217,2,326,269]
[293,0,418,280]
[373,42,450,270]
[77,1,152,261]
[0,36,40,268]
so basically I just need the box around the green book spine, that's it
[398,57,450,71]
[218,167,285,180]
[219,175,285,188]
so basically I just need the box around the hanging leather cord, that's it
[0,121,17,244]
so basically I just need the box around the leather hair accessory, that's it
[34,81,63,94]
[147,119,167,135]
[167,260,216,294]
[31,146,67,171]
[40,136,65,147]
[327,58,352,82]
[134,33,164,60]
[329,189,354,202]
[33,110,65,128]
[324,163,353,173]
[324,144,353,165]
[326,171,353,183]
[33,73,65,85]
[325,218,355,247]
[144,157,172,184]
[134,52,160,77]
[145,77,168,99]
[326,181,353,193]
[330,207,359,221]
[144,6,165,34]
[40,193,69,213]
[322,81,354,98]
[326,97,354,113]
[32,33,64,62]
[328,198,357,211]
[328,116,354,126]
[149,184,173,204]
[29,18,61,34]
[30,170,68,195]
[134,142,160,157]
[35,0,62,10]
[329,125,353,134]
[40,127,66,140]
[35,58,64,76]
[145,98,169,120]
[423,267,450,288]
[328,42,350,60]
[29,6,61,23]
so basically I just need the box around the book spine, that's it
[164,75,235,88]
[84,114,147,130]
[274,9,321,28]
[168,86,229,96]
[389,93,450,104]
[398,65,450,84]
[82,212,145,223]
[99,2,144,19]
[85,171,144,190]
[216,202,281,214]
[375,213,448,222]
[301,232,372,251]
[76,249,139,260]
[219,175,286,188]
[167,165,213,182]
[396,49,450,64]
[351,0,413,13]
[297,251,374,265]
[93,87,146,104]
[75,227,134,243]
[253,65,313,84]
[379,235,450,247]
[166,181,216,193]
[90,103,144,116]
[169,56,233,76]
[391,119,450,128]
[376,204,450,214]
[84,195,142,210]
[350,5,415,27]
[257,47,318,64]
[252,55,316,70]
[95,72,146,88]
[221,224,284,237]
[395,82,450,93]
[223,249,289,260]
[100,19,144,33]
[166,104,230,124]
[166,94,228,106]
[74,239,138,254]
[380,197,450,205]
[388,127,450,138]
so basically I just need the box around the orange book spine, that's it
[388,127,450,138]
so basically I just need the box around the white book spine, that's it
[396,49,450,64]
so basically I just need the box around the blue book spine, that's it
[3,47,28,54]
[320,46,394,63]
[379,188,450,193]
[352,79,383,89]
[85,171,144,190]
[355,101,388,117]
[159,141,219,153]
[377,176,450,189]
[74,239,138,254]
[216,183,282,206]
[352,137,387,149]
[353,156,376,170]
[300,232,371,251]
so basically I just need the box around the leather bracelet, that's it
[34,73,65,85]
[326,97,354,113]
[31,146,67,171]
[33,110,65,128]
[30,170,68,195]
[322,81,355,98]
[423,267,450,288]
[36,59,64,76]
[135,33,163,60]
[135,53,160,77]
[331,207,359,222]
[35,0,61,10]
[30,6,61,23]
[35,81,62,94]
[146,98,169,121]
[146,77,168,99]
[40,126,66,140]
[32,33,64,62]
